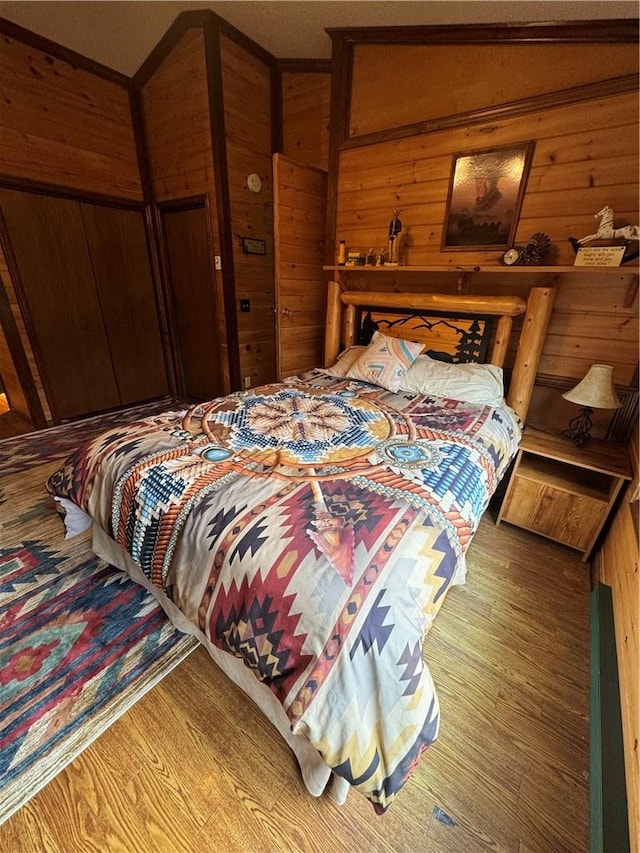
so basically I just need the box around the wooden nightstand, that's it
[497,427,632,561]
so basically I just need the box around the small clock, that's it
[247,173,262,193]
[501,247,523,266]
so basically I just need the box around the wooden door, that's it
[80,204,168,405]
[273,154,327,379]
[0,189,120,420]
[161,203,222,400]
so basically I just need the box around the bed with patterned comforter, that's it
[47,368,521,813]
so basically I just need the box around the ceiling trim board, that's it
[278,59,332,73]
[341,73,640,150]
[326,18,639,45]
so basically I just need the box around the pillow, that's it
[399,353,504,406]
[323,346,366,378]
[54,496,93,538]
[346,331,423,392]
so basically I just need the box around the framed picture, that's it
[441,141,535,251]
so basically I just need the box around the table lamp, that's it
[561,364,621,447]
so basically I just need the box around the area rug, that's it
[0,399,199,825]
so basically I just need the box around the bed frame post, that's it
[490,315,513,367]
[507,286,556,423]
[325,280,342,367]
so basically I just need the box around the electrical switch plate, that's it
[214,255,222,270]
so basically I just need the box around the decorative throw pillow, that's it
[323,346,366,378]
[399,354,505,406]
[346,332,423,392]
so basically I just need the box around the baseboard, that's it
[590,582,630,853]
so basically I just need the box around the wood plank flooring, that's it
[0,513,590,852]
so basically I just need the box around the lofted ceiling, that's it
[0,1,637,77]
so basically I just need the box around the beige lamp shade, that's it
[562,364,621,409]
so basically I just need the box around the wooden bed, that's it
[47,284,555,814]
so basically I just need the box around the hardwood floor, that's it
[0,515,590,853]
[0,393,34,439]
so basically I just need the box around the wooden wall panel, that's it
[0,32,141,199]
[334,89,639,431]
[336,92,639,268]
[0,297,27,417]
[595,429,639,853]
[221,35,274,388]
[141,27,230,393]
[282,72,330,171]
[0,242,51,422]
[273,154,327,378]
[350,43,639,138]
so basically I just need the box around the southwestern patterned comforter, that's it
[47,369,521,813]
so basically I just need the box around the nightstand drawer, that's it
[500,477,603,551]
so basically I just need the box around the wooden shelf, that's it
[324,264,638,274]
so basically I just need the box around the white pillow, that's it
[54,496,93,538]
[322,346,367,378]
[399,354,504,406]
[346,332,424,392]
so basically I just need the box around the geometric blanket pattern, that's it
[0,401,197,826]
[47,371,521,813]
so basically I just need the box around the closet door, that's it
[0,189,119,420]
[81,204,168,405]
[162,203,223,401]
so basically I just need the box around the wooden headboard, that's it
[324,283,555,424]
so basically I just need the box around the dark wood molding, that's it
[142,204,178,399]
[133,10,211,87]
[590,584,631,853]
[341,74,639,150]
[0,206,56,424]
[204,18,241,393]
[0,175,145,210]
[134,9,276,88]
[128,88,154,204]
[0,217,46,428]
[278,58,332,73]
[0,16,131,88]
[325,35,352,266]
[326,19,639,46]
[272,64,283,156]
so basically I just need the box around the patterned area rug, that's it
[0,400,198,825]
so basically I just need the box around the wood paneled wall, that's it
[273,154,327,378]
[0,29,141,200]
[0,250,28,418]
[334,84,639,433]
[0,243,51,422]
[349,43,638,138]
[282,71,330,171]
[142,29,215,203]
[336,91,639,268]
[221,35,275,388]
[140,27,230,392]
[595,429,639,853]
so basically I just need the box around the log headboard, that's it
[324,283,556,424]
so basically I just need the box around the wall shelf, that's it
[323,264,639,274]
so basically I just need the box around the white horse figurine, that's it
[576,205,639,246]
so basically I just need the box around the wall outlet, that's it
[214,255,222,270]
[243,376,251,389]
[240,299,250,312]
